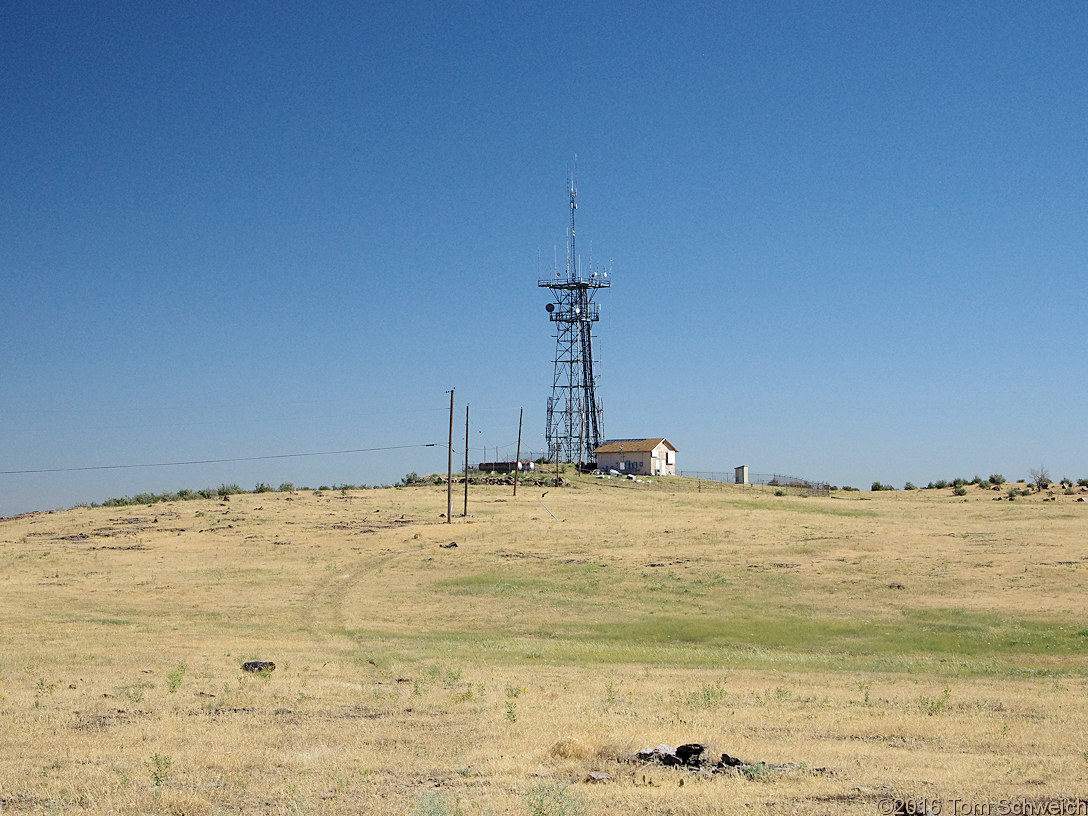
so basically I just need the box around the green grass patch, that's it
[583,608,1088,662]
[725,498,877,517]
[432,565,605,601]
[345,604,1088,678]
[433,572,561,599]
[901,608,1088,655]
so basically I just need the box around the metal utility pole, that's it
[539,170,610,466]
[513,407,523,497]
[447,389,454,523]
[463,403,469,517]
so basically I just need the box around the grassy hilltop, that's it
[1,474,1086,814]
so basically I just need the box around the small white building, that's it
[594,438,677,476]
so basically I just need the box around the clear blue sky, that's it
[3,1,1086,515]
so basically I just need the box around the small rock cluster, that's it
[633,743,820,778]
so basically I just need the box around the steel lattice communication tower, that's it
[539,173,611,466]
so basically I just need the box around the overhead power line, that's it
[0,443,438,476]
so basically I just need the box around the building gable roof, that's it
[594,438,677,454]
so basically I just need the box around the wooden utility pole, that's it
[447,389,454,523]
[513,407,523,497]
[463,403,469,517]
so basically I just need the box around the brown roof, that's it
[593,438,677,454]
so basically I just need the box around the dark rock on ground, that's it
[633,741,830,778]
[675,744,705,764]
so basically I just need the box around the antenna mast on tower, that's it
[539,170,611,466]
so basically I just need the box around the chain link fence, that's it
[679,471,831,497]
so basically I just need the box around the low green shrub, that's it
[413,792,462,816]
[524,781,584,816]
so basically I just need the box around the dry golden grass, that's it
[1,476,1086,814]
